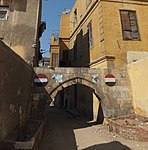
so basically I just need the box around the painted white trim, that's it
[34,78,48,83]
[104,78,116,83]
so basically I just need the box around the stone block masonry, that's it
[34,67,134,118]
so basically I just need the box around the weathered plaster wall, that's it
[0,41,33,140]
[0,0,41,65]
[128,58,148,117]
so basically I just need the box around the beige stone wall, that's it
[0,41,33,140]
[128,58,148,117]
[0,0,42,65]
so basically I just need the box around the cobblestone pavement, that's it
[38,107,148,150]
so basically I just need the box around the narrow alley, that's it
[38,107,148,150]
[0,0,148,149]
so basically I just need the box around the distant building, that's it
[0,0,45,66]
[50,34,60,67]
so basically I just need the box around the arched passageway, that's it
[33,67,133,118]
[48,77,105,124]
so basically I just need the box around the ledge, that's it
[89,55,115,66]
[0,120,46,150]
[108,114,148,142]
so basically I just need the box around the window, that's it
[86,0,92,8]
[88,21,93,48]
[74,40,77,61]
[0,6,9,20]
[62,50,69,61]
[120,10,140,40]
[73,9,77,27]
[51,53,58,67]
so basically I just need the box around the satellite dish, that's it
[62,9,71,14]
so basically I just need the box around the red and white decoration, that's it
[34,74,48,84]
[104,74,116,83]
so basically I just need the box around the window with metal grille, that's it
[51,53,58,67]
[88,21,93,48]
[0,11,7,19]
[0,6,9,20]
[73,9,77,27]
[120,10,140,40]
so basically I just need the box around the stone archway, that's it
[48,77,106,122]
[49,77,104,101]
[34,67,133,118]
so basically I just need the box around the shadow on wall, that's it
[0,41,49,142]
[54,84,104,124]
[70,29,90,67]
[59,29,90,67]
[82,141,131,150]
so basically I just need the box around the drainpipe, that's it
[33,0,41,66]
[34,0,41,43]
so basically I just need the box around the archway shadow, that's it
[82,141,131,150]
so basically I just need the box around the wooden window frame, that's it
[88,21,93,48]
[51,53,59,67]
[120,10,140,41]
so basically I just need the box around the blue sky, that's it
[40,0,75,58]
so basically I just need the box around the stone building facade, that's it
[51,0,148,68]
[68,0,148,68]
[0,0,44,66]
[50,34,59,67]
[49,0,148,119]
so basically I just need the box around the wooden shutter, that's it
[88,21,93,48]
[129,11,139,40]
[120,10,140,40]
[120,11,131,31]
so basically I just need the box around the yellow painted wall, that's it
[93,93,100,121]
[128,58,148,117]
[103,0,148,68]
[59,14,70,62]
[60,14,70,38]
[68,0,148,68]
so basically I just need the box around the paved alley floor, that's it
[38,107,148,150]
